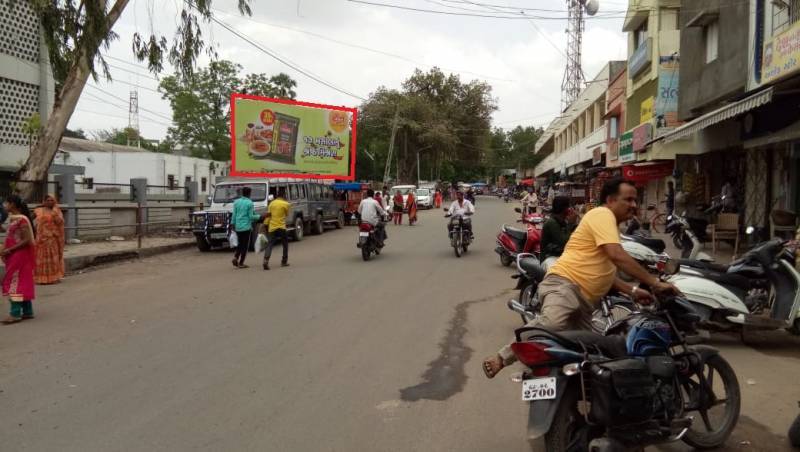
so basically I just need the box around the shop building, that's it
[620,0,684,210]
[534,61,626,192]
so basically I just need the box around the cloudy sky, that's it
[67,0,629,141]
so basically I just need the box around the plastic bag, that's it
[254,233,268,254]
[228,230,238,248]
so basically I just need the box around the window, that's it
[201,177,207,192]
[634,22,648,48]
[298,184,306,199]
[167,174,176,190]
[290,184,299,200]
[185,175,192,187]
[705,21,719,63]
[609,117,619,139]
[83,177,94,189]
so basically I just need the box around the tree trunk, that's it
[16,0,131,199]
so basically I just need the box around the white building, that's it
[54,137,229,195]
[0,0,56,172]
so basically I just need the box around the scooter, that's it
[506,253,546,323]
[495,207,544,266]
[667,237,800,334]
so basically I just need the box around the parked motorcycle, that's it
[495,208,544,266]
[509,296,740,451]
[356,221,384,261]
[445,211,473,257]
[506,253,546,323]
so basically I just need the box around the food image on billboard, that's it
[231,94,357,179]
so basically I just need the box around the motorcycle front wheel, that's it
[453,234,462,258]
[681,354,741,449]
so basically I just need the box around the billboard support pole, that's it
[383,106,400,183]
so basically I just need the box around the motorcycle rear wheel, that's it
[500,254,513,267]
[362,246,371,261]
[681,354,741,450]
[545,385,599,451]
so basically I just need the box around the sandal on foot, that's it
[22,315,35,320]
[2,316,23,325]
[482,355,504,379]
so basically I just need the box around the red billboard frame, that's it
[230,93,358,180]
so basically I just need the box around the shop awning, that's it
[661,87,774,144]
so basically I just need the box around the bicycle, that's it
[643,202,669,234]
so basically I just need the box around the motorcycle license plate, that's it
[359,232,370,237]
[521,377,556,401]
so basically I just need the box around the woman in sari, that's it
[392,191,404,225]
[34,194,65,284]
[434,189,443,208]
[406,191,418,226]
[1,195,36,324]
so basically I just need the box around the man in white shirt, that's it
[520,187,538,214]
[447,191,475,238]
[358,189,387,245]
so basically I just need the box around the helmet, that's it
[625,317,672,356]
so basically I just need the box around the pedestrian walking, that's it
[392,190,404,225]
[33,194,64,284]
[434,189,443,208]
[231,186,261,269]
[406,190,418,225]
[263,188,291,270]
[1,195,36,324]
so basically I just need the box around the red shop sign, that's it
[622,161,673,182]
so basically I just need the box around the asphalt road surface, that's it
[0,197,798,451]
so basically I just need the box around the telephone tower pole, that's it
[127,90,141,148]
[561,0,585,111]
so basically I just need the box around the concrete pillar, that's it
[55,173,76,241]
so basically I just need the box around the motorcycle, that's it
[356,221,385,261]
[445,211,473,257]
[509,296,740,451]
[506,253,547,323]
[495,207,544,266]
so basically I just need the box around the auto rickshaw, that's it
[334,182,371,225]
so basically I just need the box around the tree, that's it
[91,127,160,151]
[21,113,42,153]
[358,68,497,183]
[15,0,253,198]
[63,128,88,139]
[159,60,297,161]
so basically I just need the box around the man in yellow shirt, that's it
[483,178,678,378]
[263,188,292,270]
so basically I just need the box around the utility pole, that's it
[417,150,420,185]
[383,106,400,184]
[127,90,141,148]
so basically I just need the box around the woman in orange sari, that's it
[406,191,418,226]
[34,194,65,284]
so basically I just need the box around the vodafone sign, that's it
[622,162,673,183]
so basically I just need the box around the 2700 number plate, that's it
[521,377,556,401]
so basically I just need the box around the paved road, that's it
[0,197,797,451]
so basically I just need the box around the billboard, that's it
[231,94,357,179]
[656,56,681,129]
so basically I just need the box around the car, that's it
[191,178,344,251]
[415,188,433,209]
[390,184,417,207]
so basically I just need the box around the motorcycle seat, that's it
[627,235,666,254]
[504,226,528,242]
[557,331,629,359]
[519,257,545,282]
[677,259,729,274]
[688,269,754,292]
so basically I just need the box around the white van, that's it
[390,184,417,208]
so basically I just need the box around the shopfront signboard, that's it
[762,20,800,85]
[622,161,673,183]
[619,130,635,163]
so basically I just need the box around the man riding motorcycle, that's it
[483,178,680,378]
[447,191,475,239]
[357,189,388,246]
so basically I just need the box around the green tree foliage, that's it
[485,125,545,181]
[158,60,297,161]
[92,127,161,152]
[357,68,496,183]
[62,128,88,139]
[17,0,253,198]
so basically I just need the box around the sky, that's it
[67,0,629,142]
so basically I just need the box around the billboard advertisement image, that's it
[231,94,357,179]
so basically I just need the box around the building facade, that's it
[0,0,55,171]
[54,138,229,196]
